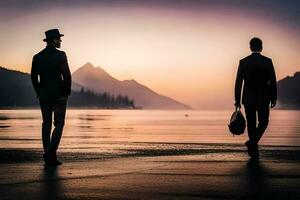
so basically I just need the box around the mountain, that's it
[277,72,300,109]
[0,66,134,108]
[72,63,191,109]
[72,81,85,92]
[0,67,38,107]
[1,64,299,109]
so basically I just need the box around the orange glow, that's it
[0,5,299,108]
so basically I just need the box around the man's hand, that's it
[270,100,276,108]
[234,102,241,109]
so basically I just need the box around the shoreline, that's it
[1,143,299,164]
[0,147,299,200]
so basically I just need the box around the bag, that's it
[228,107,246,135]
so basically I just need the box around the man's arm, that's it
[31,56,40,97]
[60,52,72,96]
[269,59,277,108]
[234,60,243,107]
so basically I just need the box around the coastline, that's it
[0,145,299,199]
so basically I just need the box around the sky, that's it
[0,0,299,109]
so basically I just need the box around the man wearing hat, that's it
[31,29,71,165]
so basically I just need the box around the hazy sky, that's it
[1,0,299,109]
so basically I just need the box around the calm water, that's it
[0,109,299,152]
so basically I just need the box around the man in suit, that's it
[235,37,277,159]
[31,29,71,165]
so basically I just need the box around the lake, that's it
[0,109,299,153]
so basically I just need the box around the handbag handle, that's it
[235,106,241,111]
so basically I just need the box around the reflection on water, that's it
[0,116,9,120]
[0,125,10,128]
[0,109,299,151]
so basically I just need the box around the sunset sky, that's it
[0,0,299,109]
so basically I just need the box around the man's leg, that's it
[49,97,67,154]
[244,104,259,158]
[244,104,257,144]
[39,100,53,154]
[255,103,270,144]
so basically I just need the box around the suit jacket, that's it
[31,45,72,100]
[235,53,277,105]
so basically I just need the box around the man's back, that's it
[31,45,71,99]
[234,37,277,160]
[31,29,71,165]
[235,53,277,104]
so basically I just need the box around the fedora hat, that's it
[43,29,64,42]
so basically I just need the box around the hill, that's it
[72,63,191,109]
[277,72,300,109]
[0,66,134,108]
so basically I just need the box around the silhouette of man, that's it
[31,29,71,165]
[235,37,277,159]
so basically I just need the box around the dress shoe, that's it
[245,140,259,159]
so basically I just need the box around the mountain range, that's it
[0,64,190,109]
[0,64,299,109]
[72,63,191,109]
[0,66,134,108]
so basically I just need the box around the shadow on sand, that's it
[241,159,270,199]
[38,165,64,200]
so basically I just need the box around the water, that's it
[0,109,299,153]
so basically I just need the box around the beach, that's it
[0,143,300,200]
[0,109,299,199]
[1,0,300,199]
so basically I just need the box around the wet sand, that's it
[0,145,299,200]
